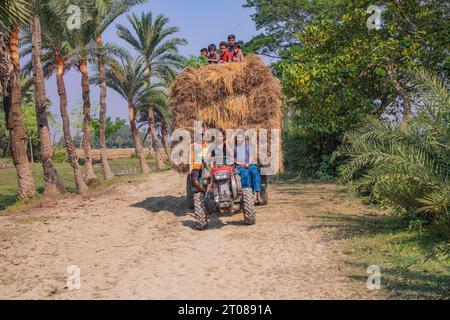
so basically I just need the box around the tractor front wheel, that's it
[242,188,256,225]
[194,193,208,230]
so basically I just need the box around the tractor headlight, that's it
[214,171,230,181]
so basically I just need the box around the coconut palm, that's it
[95,57,151,173]
[117,11,186,170]
[88,0,145,179]
[1,0,36,199]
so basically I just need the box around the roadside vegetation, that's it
[1,0,183,200]
[245,0,449,299]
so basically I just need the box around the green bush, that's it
[52,148,68,164]
[283,129,340,181]
[336,68,450,225]
[86,178,101,189]
[184,55,208,69]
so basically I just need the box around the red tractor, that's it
[187,158,256,230]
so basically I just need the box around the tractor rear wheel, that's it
[186,174,194,209]
[194,193,208,230]
[242,188,256,225]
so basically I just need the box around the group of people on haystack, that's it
[200,34,245,64]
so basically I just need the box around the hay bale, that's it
[169,54,283,172]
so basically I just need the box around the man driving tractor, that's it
[189,134,263,204]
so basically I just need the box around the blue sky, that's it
[44,0,258,137]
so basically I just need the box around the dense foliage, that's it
[245,0,450,181]
[336,69,449,224]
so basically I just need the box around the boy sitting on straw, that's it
[219,42,233,63]
[207,44,220,64]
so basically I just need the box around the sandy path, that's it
[0,171,373,300]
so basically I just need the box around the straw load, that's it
[169,55,283,173]
[170,54,282,131]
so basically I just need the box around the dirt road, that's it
[0,171,376,299]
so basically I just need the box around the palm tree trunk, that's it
[161,120,171,160]
[144,63,163,171]
[56,54,88,194]
[79,58,97,180]
[96,35,113,180]
[31,14,65,195]
[129,104,150,174]
[147,105,163,170]
[0,32,13,96]
[6,27,36,200]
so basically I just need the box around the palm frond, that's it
[337,68,450,221]
[0,0,31,32]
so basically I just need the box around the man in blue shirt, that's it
[234,136,263,204]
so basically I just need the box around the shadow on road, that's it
[131,196,191,217]
[132,196,249,231]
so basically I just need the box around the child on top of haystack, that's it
[207,44,220,64]
[200,48,208,58]
[227,34,236,53]
[219,41,233,63]
[231,43,245,62]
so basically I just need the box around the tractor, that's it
[186,157,269,230]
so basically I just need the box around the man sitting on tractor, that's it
[190,141,209,193]
[233,137,263,204]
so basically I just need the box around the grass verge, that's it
[310,190,450,300]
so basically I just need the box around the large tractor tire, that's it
[186,174,194,209]
[194,193,208,230]
[242,188,256,225]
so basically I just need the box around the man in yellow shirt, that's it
[190,141,208,193]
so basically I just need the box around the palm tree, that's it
[1,0,36,200]
[117,11,186,170]
[70,16,97,181]
[0,0,30,31]
[90,0,145,179]
[29,10,89,194]
[97,57,150,173]
[0,33,13,96]
[25,0,66,195]
[137,84,172,160]
[1,0,30,94]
